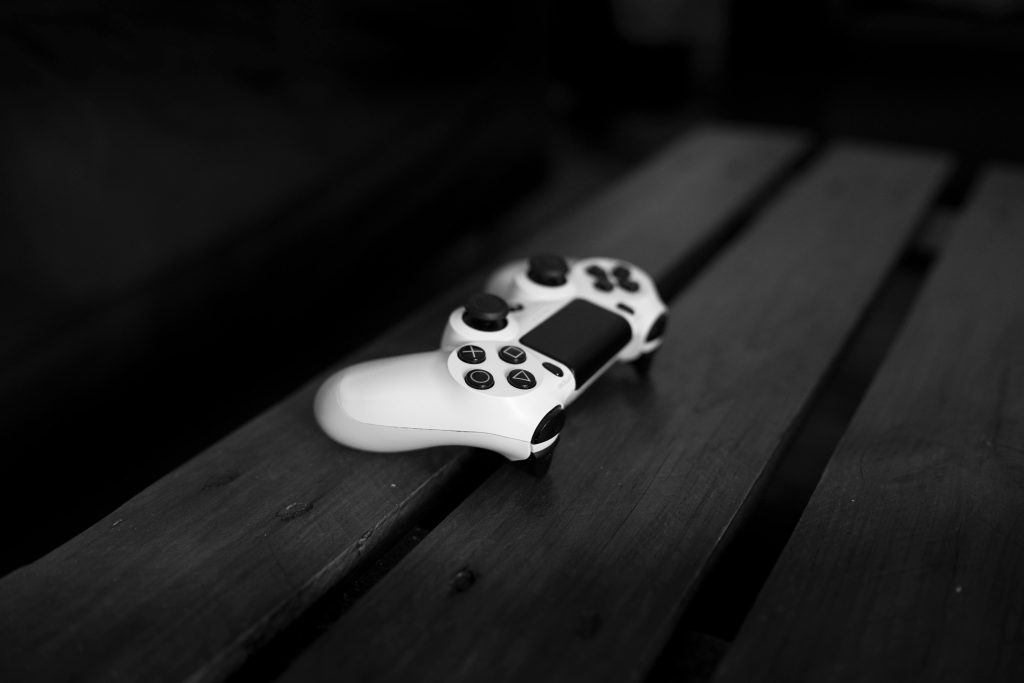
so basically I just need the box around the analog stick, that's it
[527,254,569,286]
[462,292,509,331]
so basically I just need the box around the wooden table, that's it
[2,125,1021,683]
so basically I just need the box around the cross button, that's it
[457,345,486,364]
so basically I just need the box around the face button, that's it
[646,312,668,341]
[457,345,486,364]
[506,369,537,390]
[612,264,631,279]
[586,264,608,279]
[498,345,527,364]
[463,292,509,331]
[527,254,569,286]
[593,279,614,292]
[618,279,640,293]
[542,362,564,377]
[465,369,495,390]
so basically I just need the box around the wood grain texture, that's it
[0,126,805,683]
[276,145,951,683]
[713,167,1024,683]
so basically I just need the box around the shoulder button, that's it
[531,405,565,444]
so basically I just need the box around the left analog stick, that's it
[462,292,509,331]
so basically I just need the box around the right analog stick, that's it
[527,254,569,287]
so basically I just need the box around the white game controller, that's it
[314,255,668,475]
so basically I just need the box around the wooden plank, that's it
[275,144,951,683]
[0,125,806,683]
[713,167,1024,682]
[510,123,803,277]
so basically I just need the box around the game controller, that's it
[314,255,668,475]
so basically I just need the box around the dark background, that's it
[2,0,1023,600]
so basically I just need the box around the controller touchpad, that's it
[520,299,632,386]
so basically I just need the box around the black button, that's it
[463,293,509,331]
[465,369,494,390]
[542,362,563,377]
[586,265,608,279]
[617,303,635,315]
[457,345,486,364]
[646,312,668,341]
[593,279,614,292]
[619,279,640,293]
[498,345,527,364]
[531,405,565,444]
[612,264,631,279]
[506,369,537,390]
[527,254,569,286]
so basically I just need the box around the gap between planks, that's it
[711,164,1024,682]
[645,160,973,681]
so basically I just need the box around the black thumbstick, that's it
[463,292,509,331]
[527,254,569,286]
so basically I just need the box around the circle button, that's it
[498,345,527,364]
[465,369,495,390]
[507,369,537,390]
[457,345,486,364]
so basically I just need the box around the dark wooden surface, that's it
[275,144,950,683]
[713,167,1024,683]
[0,126,805,683]
[8,124,1016,683]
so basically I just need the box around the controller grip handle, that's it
[314,353,562,461]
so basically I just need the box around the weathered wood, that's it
[713,166,1024,683]
[0,126,805,683]
[276,145,951,683]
